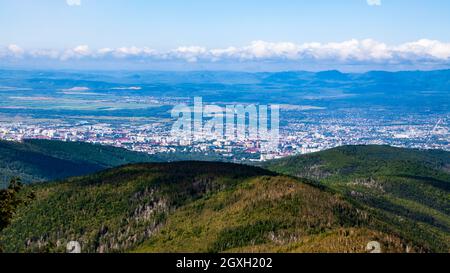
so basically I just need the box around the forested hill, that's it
[0,139,159,184]
[0,139,235,185]
[0,144,448,252]
[263,145,450,252]
[0,161,423,253]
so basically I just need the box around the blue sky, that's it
[0,0,449,71]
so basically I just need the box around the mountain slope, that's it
[0,139,222,184]
[1,161,416,253]
[263,145,450,252]
[133,175,408,253]
[0,140,103,184]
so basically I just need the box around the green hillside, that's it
[1,145,448,253]
[0,140,104,184]
[0,160,434,253]
[0,139,222,185]
[263,145,450,252]
[133,175,409,253]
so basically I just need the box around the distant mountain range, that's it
[0,142,448,253]
[1,69,449,109]
[2,69,450,87]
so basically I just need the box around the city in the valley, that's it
[0,70,448,162]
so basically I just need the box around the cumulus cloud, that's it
[367,0,381,6]
[7,44,24,56]
[395,39,450,60]
[1,39,450,66]
[170,46,207,62]
[66,0,81,6]
[301,39,392,61]
[60,45,91,60]
[105,46,156,58]
[0,44,24,58]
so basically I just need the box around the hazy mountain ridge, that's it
[1,69,449,104]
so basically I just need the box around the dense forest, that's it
[264,145,450,252]
[0,178,32,252]
[0,144,448,253]
[0,139,226,185]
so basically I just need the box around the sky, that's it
[0,0,449,71]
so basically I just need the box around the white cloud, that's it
[301,39,392,61]
[367,0,381,6]
[59,45,90,60]
[110,46,156,58]
[73,45,90,55]
[0,44,24,58]
[1,39,450,66]
[111,86,142,90]
[66,0,81,6]
[61,87,90,92]
[395,39,450,60]
[170,46,207,62]
[204,39,449,63]
[239,41,301,59]
[7,44,24,56]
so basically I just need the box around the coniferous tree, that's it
[0,178,33,252]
